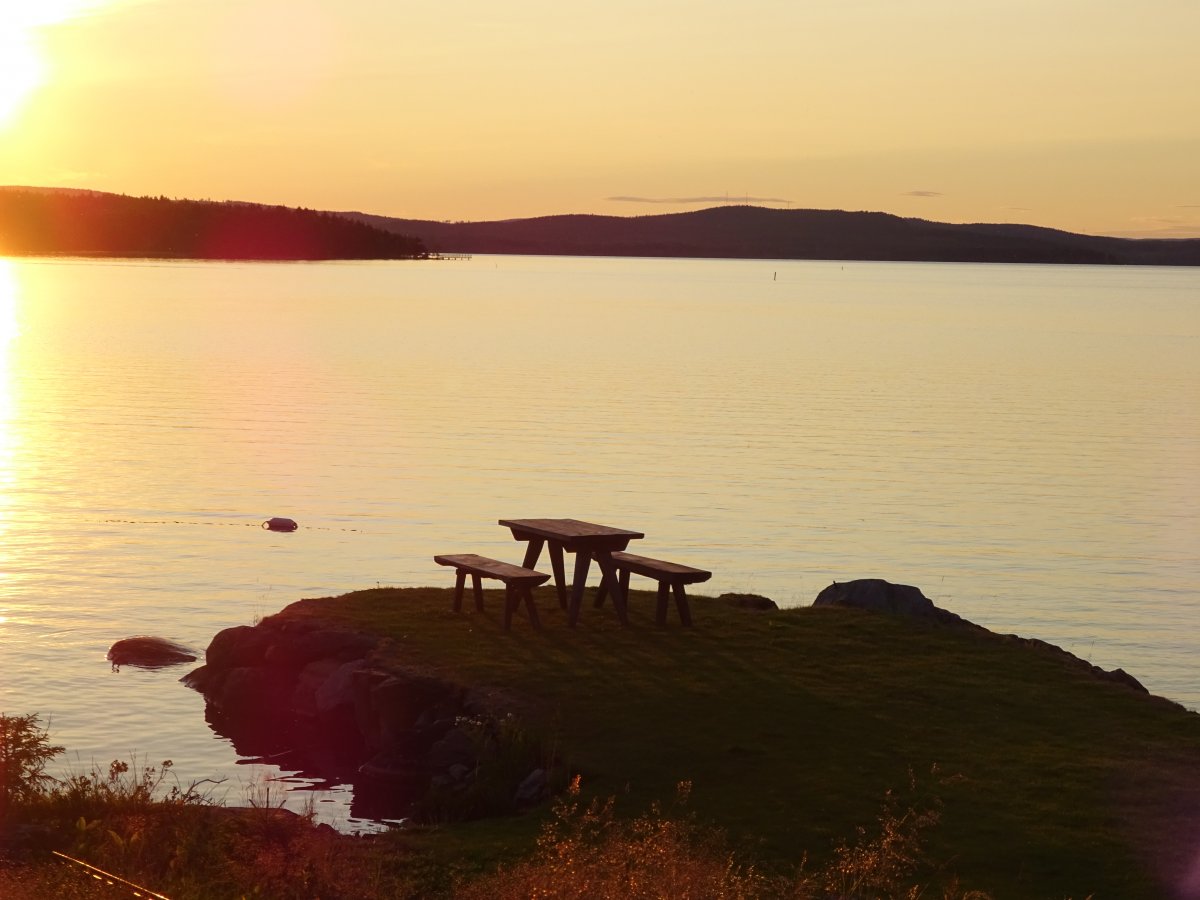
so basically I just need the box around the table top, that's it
[499,518,644,545]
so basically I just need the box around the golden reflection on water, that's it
[0,259,21,579]
[0,259,20,422]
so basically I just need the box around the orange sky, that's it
[2,0,1198,236]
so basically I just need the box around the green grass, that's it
[268,586,1200,899]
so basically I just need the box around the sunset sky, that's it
[2,0,1198,236]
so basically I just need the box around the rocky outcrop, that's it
[181,616,548,821]
[997,634,1149,695]
[107,636,197,670]
[812,578,1148,695]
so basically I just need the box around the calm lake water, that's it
[0,254,1196,829]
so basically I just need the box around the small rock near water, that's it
[108,636,197,670]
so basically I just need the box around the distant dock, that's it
[427,252,472,261]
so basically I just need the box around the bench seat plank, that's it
[435,554,550,585]
[608,551,712,585]
[434,554,549,630]
[594,551,711,627]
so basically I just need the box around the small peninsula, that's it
[177,583,1200,899]
[0,187,427,260]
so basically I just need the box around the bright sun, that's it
[0,27,43,124]
[0,1,103,126]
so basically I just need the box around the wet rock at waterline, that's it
[107,636,197,670]
[180,616,536,823]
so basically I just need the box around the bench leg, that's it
[453,569,467,612]
[672,583,693,627]
[594,565,631,609]
[593,552,629,626]
[521,586,541,629]
[472,574,484,612]
[548,543,568,610]
[504,584,517,631]
[656,582,670,626]
[594,572,609,608]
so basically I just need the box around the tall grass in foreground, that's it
[452,772,995,900]
[1,712,1003,899]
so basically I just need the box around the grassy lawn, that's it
[269,586,1200,899]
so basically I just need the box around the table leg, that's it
[520,537,545,569]
[548,542,568,610]
[594,571,609,608]
[567,550,592,627]
[472,574,484,612]
[592,551,629,626]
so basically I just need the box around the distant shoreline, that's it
[5,186,1199,266]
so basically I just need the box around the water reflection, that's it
[0,260,22,564]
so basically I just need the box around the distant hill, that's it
[6,187,1198,265]
[345,204,1200,266]
[0,187,426,260]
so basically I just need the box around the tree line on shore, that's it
[0,188,426,260]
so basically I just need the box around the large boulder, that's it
[812,579,938,618]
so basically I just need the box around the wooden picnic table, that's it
[498,518,644,626]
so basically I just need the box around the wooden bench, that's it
[593,551,711,626]
[434,554,550,630]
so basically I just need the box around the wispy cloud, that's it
[1108,214,1200,239]
[903,190,943,198]
[607,195,793,205]
[1003,206,1033,212]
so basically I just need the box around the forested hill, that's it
[0,188,426,260]
[346,204,1200,266]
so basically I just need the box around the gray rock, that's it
[514,768,547,806]
[429,727,477,771]
[315,659,369,717]
[214,665,293,719]
[205,625,271,670]
[813,579,938,618]
[263,628,376,670]
[368,673,462,748]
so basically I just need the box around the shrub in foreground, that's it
[3,713,1001,899]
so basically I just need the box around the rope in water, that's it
[52,850,172,899]
[97,518,365,532]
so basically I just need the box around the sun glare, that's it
[0,259,20,543]
[0,259,19,346]
[0,1,105,126]
[0,27,43,124]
